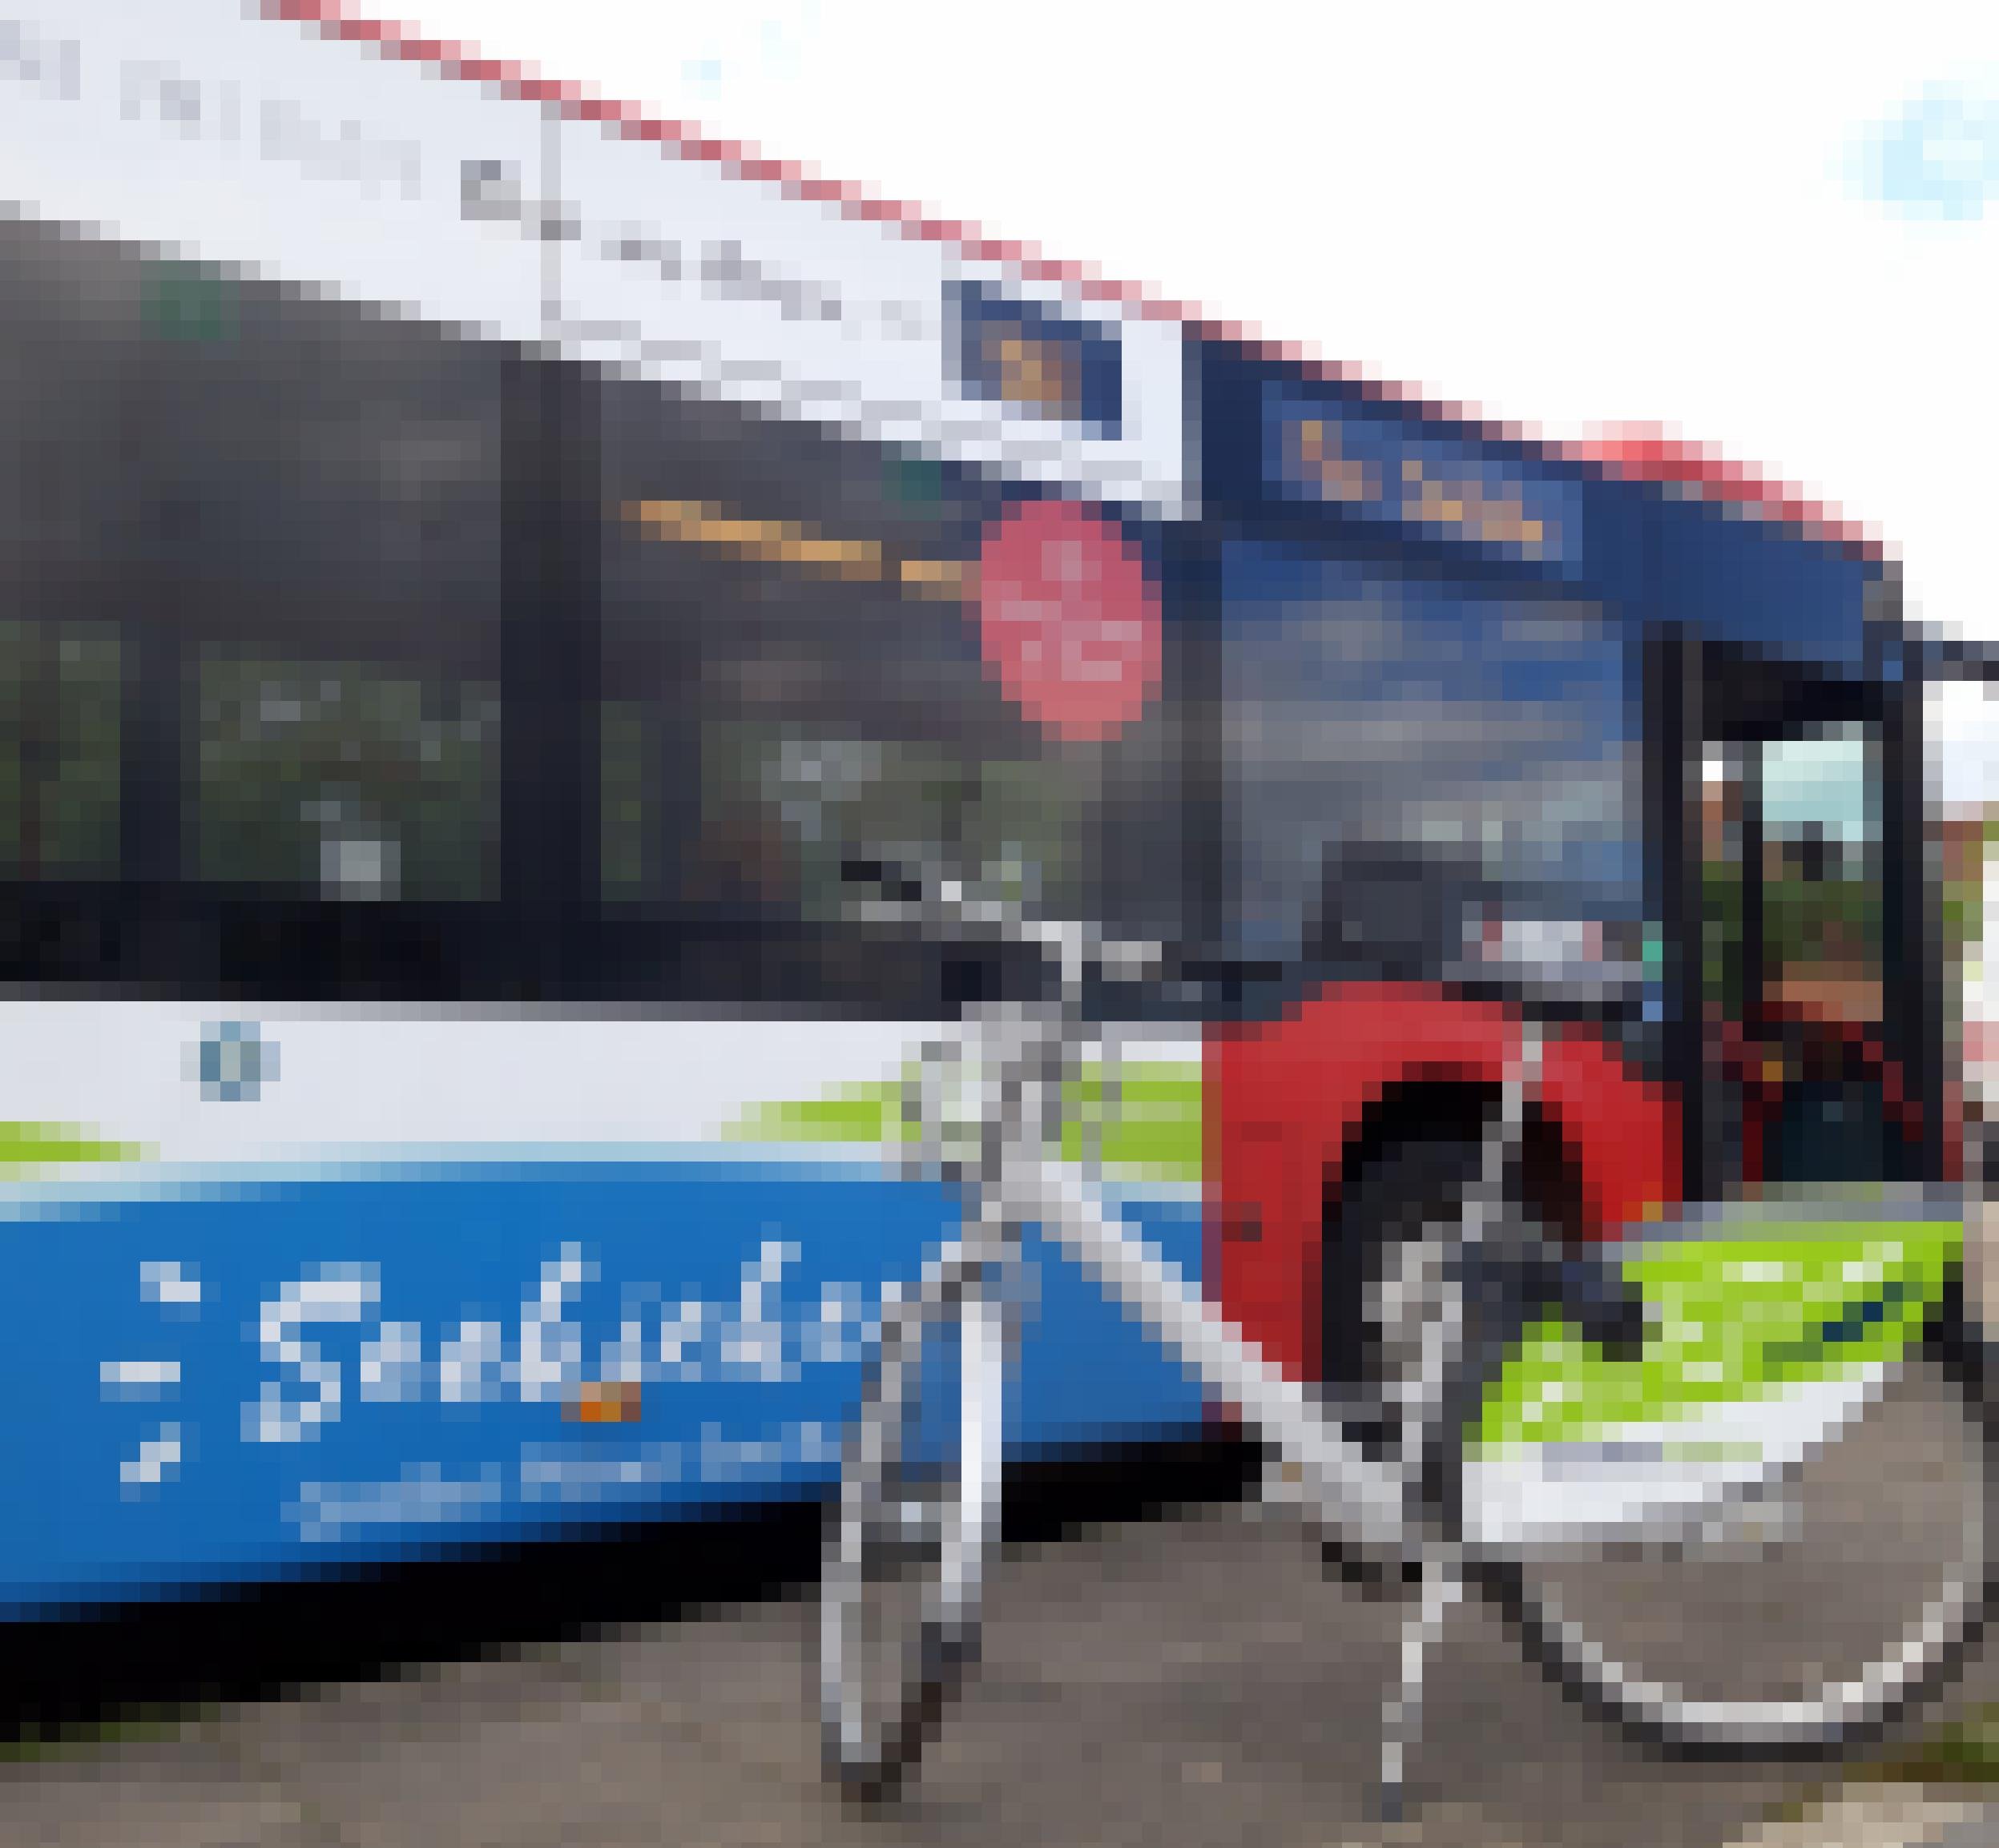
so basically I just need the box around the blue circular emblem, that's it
[197,1021,277,1103]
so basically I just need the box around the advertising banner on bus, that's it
[0,0,1190,515]
[0,1157,1205,1615]
[0,1009,1207,1612]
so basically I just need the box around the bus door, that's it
[1648,628,1937,1199]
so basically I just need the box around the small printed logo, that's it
[195,1021,277,1104]
[950,283,1123,436]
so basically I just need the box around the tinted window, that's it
[0,211,1186,1008]
[0,214,506,993]
[599,379,1183,1009]
[157,272,504,905]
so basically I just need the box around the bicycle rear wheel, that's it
[1478,1286,1993,1755]
[820,1265,1007,1798]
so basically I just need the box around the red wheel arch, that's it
[1205,983,1681,1385]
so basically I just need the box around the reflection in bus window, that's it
[1220,542,1639,970]
[194,654,499,901]
[688,722,1090,922]
[0,618,120,878]
[598,379,1183,1005]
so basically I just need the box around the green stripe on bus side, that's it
[1471,1222,1960,1455]
[721,1064,1205,1183]
[0,1123,146,1167]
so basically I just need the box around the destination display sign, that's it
[1264,383,1581,568]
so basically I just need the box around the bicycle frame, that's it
[867,874,1953,1556]
[833,868,1973,1816]
[989,1038,1961,1555]
[921,935,1541,1559]
[993,1149,1419,1556]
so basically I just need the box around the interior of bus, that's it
[1647,626,1942,1196]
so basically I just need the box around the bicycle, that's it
[818,860,1993,1819]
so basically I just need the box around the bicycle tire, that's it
[1324,1129,1489,1427]
[1319,1125,1549,1592]
[1477,1281,1994,1757]
[820,1265,1008,1798]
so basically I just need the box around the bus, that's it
[0,0,1963,1625]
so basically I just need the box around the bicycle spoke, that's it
[1486,1344,1990,1746]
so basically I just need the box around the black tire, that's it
[820,1278,1004,1800]
[1327,1126,1487,1430]
[1322,1128,1532,1455]
[1319,1128,1522,1590]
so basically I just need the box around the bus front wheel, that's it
[1318,1124,1535,1590]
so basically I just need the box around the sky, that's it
[378,0,1999,800]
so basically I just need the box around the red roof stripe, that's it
[1571,427,1880,554]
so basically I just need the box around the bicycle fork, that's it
[1375,1021,1541,1823]
[993,1014,1541,1824]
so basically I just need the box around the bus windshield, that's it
[1218,541,1642,976]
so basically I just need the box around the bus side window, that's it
[140,258,508,988]
[191,652,500,904]
[598,379,1171,1013]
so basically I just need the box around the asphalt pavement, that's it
[6,1486,1999,1848]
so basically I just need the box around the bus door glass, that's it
[1697,681,1903,1189]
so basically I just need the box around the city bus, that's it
[0,0,1965,1631]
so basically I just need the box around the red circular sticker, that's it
[976,500,1162,743]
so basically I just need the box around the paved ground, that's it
[3,1491,1997,1848]
[4,1197,1999,1847]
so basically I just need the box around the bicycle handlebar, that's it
[839,856,1168,986]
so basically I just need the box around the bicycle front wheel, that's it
[820,1266,1008,1798]
[1477,1286,1993,1756]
